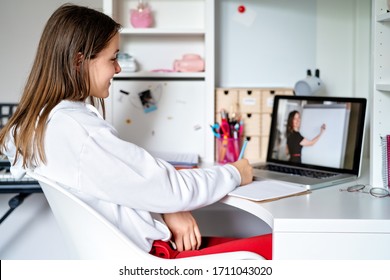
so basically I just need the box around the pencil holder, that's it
[216,137,240,164]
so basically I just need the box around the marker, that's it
[220,110,230,137]
[210,124,221,138]
[238,139,248,160]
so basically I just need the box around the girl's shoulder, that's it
[48,100,116,136]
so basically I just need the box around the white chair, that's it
[28,172,264,260]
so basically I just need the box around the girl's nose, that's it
[115,61,121,74]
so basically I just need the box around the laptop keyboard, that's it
[0,172,38,185]
[257,164,338,179]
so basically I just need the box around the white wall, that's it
[216,0,317,88]
[216,0,371,99]
[0,0,102,102]
[316,0,371,99]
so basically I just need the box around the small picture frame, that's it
[138,89,157,113]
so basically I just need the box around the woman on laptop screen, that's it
[286,110,326,163]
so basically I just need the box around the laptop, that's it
[252,95,367,190]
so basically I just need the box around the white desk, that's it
[221,182,390,259]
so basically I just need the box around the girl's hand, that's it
[229,158,253,186]
[162,211,202,251]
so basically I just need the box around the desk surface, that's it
[221,177,390,259]
[223,183,390,231]
[223,158,390,229]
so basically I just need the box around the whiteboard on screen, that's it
[300,104,349,168]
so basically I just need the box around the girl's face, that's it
[88,33,121,98]
[292,112,301,131]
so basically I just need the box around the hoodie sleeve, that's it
[78,127,241,213]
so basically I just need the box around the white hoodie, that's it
[4,100,241,252]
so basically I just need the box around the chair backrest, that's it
[29,172,157,260]
[29,172,264,260]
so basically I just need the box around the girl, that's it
[0,4,271,259]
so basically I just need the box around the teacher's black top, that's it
[287,131,304,163]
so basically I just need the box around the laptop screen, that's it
[267,95,366,175]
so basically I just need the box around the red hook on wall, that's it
[238,5,246,13]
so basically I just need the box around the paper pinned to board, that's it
[229,179,310,202]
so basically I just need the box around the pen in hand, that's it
[238,139,248,160]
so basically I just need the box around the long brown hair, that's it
[0,4,121,168]
[286,110,299,137]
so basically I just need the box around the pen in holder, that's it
[213,108,244,164]
[216,136,241,164]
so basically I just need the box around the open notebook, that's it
[229,179,309,202]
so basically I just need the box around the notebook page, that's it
[229,180,309,202]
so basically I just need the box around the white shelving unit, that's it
[371,0,390,187]
[103,0,213,77]
[103,0,215,162]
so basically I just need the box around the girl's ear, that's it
[75,52,84,70]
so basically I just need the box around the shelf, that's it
[114,71,206,79]
[120,28,205,35]
[376,12,390,22]
[109,0,206,31]
[376,83,390,91]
